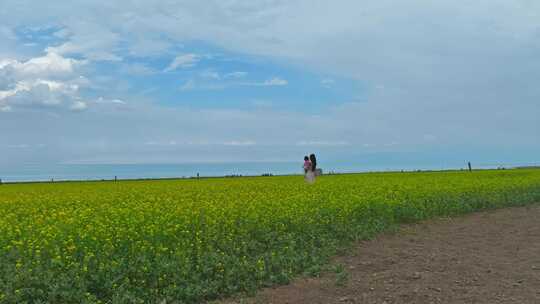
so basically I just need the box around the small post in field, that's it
[468,162,472,172]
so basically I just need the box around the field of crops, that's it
[1,169,540,303]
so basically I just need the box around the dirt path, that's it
[224,204,540,304]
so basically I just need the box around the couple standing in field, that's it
[303,154,319,183]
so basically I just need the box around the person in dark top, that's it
[309,154,317,172]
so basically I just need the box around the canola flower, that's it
[1,169,540,303]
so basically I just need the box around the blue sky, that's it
[1,1,539,168]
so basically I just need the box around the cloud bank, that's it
[0,49,88,111]
[0,0,539,167]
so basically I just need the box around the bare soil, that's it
[223,204,540,304]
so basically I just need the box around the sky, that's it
[1,0,539,168]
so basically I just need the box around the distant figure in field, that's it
[303,155,314,183]
[303,156,312,174]
[310,153,322,177]
[304,154,318,184]
[310,154,317,173]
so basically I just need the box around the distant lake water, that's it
[0,160,507,183]
[2,162,301,182]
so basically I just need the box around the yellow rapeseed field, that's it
[1,169,540,303]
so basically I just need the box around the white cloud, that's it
[263,77,288,86]
[48,42,122,62]
[34,80,79,93]
[177,74,287,91]
[0,26,16,41]
[53,28,71,39]
[199,70,220,79]
[223,140,257,146]
[0,105,12,112]
[178,79,227,91]
[95,97,126,105]
[0,49,88,111]
[0,59,16,69]
[297,141,350,146]
[238,77,288,87]
[321,78,334,87]
[1,50,82,79]
[18,52,79,75]
[251,99,272,107]
[0,80,78,106]
[164,54,200,72]
[0,79,81,108]
[70,100,87,111]
[4,143,47,149]
[119,63,157,76]
[224,71,247,78]
[179,79,196,91]
[143,139,258,147]
[0,86,20,100]
[7,144,30,149]
[129,38,173,57]
[44,21,122,61]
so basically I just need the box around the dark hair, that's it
[304,156,309,161]
[309,154,317,170]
